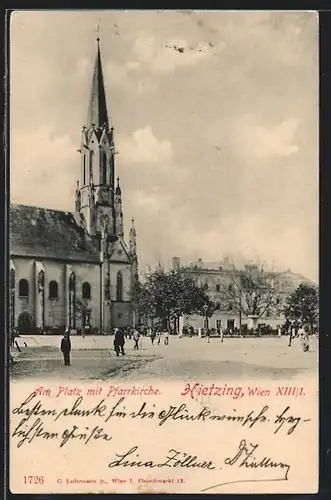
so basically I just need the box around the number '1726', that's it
[23,476,44,484]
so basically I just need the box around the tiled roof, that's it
[10,204,99,263]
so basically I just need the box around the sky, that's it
[10,10,319,281]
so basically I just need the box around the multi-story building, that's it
[175,257,313,332]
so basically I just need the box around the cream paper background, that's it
[10,376,318,494]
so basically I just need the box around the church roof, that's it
[109,238,131,264]
[10,204,99,263]
[87,39,109,129]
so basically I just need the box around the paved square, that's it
[10,334,318,381]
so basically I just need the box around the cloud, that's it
[137,77,157,93]
[117,126,173,165]
[237,116,300,160]
[104,60,158,94]
[105,60,139,90]
[175,213,318,281]
[128,188,171,213]
[76,57,90,77]
[11,127,76,210]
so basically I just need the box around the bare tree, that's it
[74,298,90,330]
[220,261,280,330]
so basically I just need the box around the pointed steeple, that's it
[87,38,109,130]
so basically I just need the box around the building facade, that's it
[175,257,312,332]
[10,39,139,335]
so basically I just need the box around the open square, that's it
[10,334,318,381]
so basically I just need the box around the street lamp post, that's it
[203,303,209,332]
[239,291,242,335]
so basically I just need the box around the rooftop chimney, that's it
[172,256,180,269]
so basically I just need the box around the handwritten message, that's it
[10,380,318,494]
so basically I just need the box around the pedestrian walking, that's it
[113,328,119,356]
[157,331,161,346]
[220,327,224,343]
[150,330,156,345]
[206,329,211,343]
[164,331,169,345]
[288,324,295,347]
[114,328,125,356]
[60,329,71,366]
[302,332,310,352]
[299,324,309,352]
[133,329,140,350]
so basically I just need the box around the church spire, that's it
[87,38,109,129]
[78,37,117,238]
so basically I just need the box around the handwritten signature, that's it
[108,446,216,470]
[202,439,291,492]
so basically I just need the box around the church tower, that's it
[74,37,139,330]
[76,38,117,240]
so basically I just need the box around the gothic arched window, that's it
[102,152,107,185]
[116,271,123,302]
[83,155,86,185]
[49,280,58,299]
[69,272,76,291]
[37,270,45,293]
[19,279,29,298]
[82,282,91,300]
[89,150,94,178]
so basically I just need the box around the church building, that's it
[9,38,139,335]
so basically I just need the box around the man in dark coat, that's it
[114,328,125,356]
[60,330,71,366]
